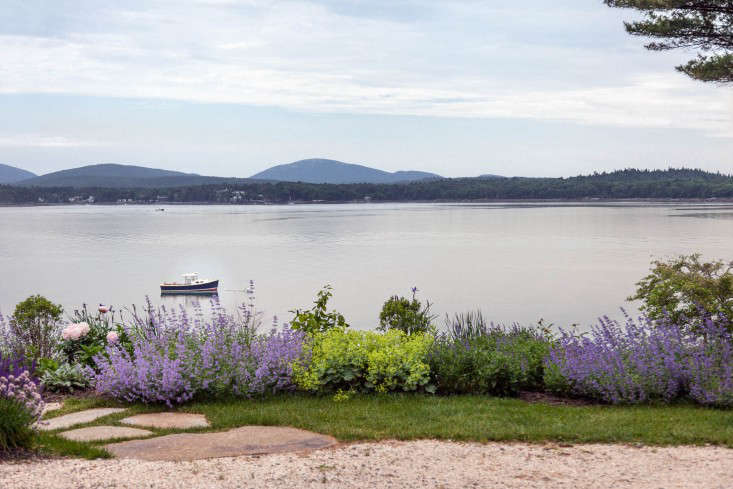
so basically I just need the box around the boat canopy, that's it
[182,273,199,284]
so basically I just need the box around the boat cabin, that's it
[182,272,203,285]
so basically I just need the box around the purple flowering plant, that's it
[93,292,306,406]
[0,367,45,452]
[545,311,733,406]
[1,351,38,385]
[0,370,44,422]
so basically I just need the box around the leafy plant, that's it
[0,295,63,361]
[445,311,554,341]
[444,310,491,340]
[293,329,434,394]
[429,321,550,396]
[378,287,435,335]
[36,357,59,378]
[0,398,36,452]
[40,362,91,393]
[60,304,119,369]
[629,254,733,329]
[290,285,348,335]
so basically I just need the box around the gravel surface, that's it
[2,440,732,489]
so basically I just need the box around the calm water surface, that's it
[2,202,732,329]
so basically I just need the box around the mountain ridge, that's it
[2,167,729,203]
[16,163,259,188]
[0,163,36,184]
[14,160,443,188]
[250,158,442,184]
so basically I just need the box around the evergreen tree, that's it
[605,1,733,82]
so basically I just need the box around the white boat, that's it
[160,273,219,294]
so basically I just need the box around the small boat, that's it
[160,273,218,294]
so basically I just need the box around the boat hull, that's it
[160,279,219,294]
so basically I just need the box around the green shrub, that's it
[60,304,119,369]
[40,362,90,393]
[0,398,36,452]
[542,358,572,396]
[1,295,63,361]
[294,329,434,393]
[429,325,550,396]
[290,285,349,335]
[629,254,733,329]
[378,288,435,335]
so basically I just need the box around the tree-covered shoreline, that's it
[2,168,733,205]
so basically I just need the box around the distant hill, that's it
[250,158,442,184]
[5,167,733,204]
[17,163,256,188]
[0,163,36,184]
[478,174,505,179]
[6,166,733,203]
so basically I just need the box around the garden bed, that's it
[3,280,733,461]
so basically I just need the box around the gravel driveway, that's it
[2,440,732,489]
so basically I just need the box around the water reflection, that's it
[1,202,732,330]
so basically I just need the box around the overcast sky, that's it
[1,0,731,177]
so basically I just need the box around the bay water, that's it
[2,202,732,330]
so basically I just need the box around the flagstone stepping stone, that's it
[59,426,153,442]
[39,408,126,431]
[106,426,338,461]
[42,402,63,414]
[120,412,210,429]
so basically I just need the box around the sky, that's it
[0,0,731,178]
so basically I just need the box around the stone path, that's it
[120,412,210,429]
[106,426,338,461]
[40,408,126,431]
[44,408,337,462]
[59,426,154,442]
[42,402,63,414]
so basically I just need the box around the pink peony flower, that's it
[61,325,76,340]
[98,304,110,314]
[76,322,90,337]
[62,322,90,341]
[106,331,119,344]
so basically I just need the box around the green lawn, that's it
[36,394,733,459]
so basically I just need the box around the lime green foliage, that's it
[0,397,35,452]
[378,288,435,335]
[294,329,434,393]
[332,389,352,402]
[2,295,63,361]
[290,285,348,335]
[629,254,733,327]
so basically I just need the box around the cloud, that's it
[0,134,108,148]
[0,0,730,137]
